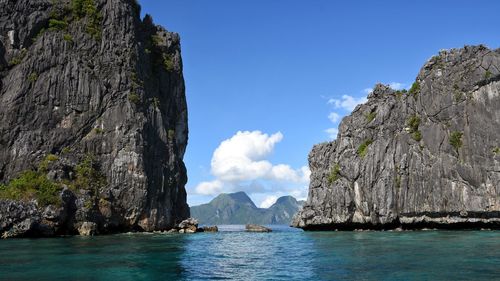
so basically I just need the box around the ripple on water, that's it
[0,227,498,281]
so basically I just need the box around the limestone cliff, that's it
[293,45,500,230]
[0,0,189,237]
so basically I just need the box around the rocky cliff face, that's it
[0,0,189,237]
[293,45,500,230]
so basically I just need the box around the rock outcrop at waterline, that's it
[245,224,271,232]
[293,45,500,230]
[0,0,189,237]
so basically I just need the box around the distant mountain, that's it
[190,192,304,225]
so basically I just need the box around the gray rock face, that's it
[177,217,198,233]
[0,0,189,237]
[0,188,74,237]
[293,45,500,230]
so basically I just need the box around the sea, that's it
[0,225,499,280]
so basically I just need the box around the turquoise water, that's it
[0,226,499,280]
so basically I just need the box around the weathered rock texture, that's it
[293,45,500,230]
[0,0,189,237]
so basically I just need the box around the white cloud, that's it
[210,131,286,182]
[328,112,340,123]
[300,166,311,183]
[195,180,223,195]
[270,164,303,182]
[210,131,281,182]
[327,95,368,111]
[289,188,308,201]
[194,131,310,196]
[325,128,339,140]
[388,82,405,90]
[324,92,367,140]
[260,195,278,208]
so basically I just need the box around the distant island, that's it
[190,192,304,225]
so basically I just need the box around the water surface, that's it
[0,226,498,280]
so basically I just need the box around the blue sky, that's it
[139,0,500,207]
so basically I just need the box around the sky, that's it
[139,0,500,207]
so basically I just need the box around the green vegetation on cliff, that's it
[0,170,62,207]
[408,81,420,97]
[357,139,373,157]
[72,0,102,39]
[327,164,340,184]
[0,154,106,207]
[407,115,422,141]
[450,131,463,152]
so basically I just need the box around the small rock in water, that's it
[178,218,198,229]
[245,224,272,232]
[197,226,218,232]
[177,218,198,233]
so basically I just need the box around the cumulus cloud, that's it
[328,112,340,123]
[260,195,278,208]
[388,82,406,90]
[289,188,308,201]
[269,164,303,182]
[300,166,311,183]
[324,94,366,140]
[325,128,339,140]
[194,131,310,197]
[327,95,368,111]
[195,180,223,195]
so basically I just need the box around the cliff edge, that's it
[293,45,500,230]
[0,0,189,237]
